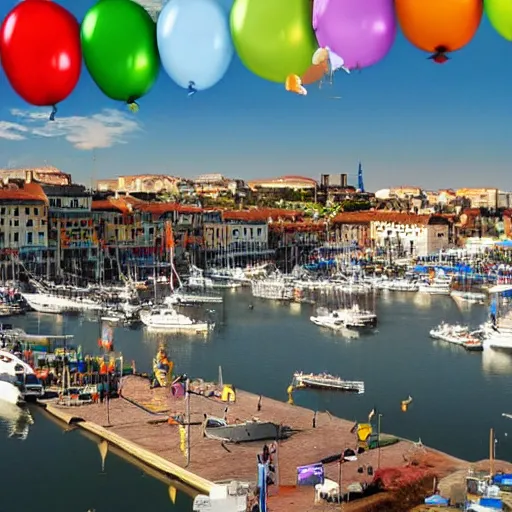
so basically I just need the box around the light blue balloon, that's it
[157,0,234,91]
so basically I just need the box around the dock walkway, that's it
[40,375,471,510]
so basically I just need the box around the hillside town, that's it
[0,164,510,282]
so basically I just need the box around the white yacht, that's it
[429,323,473,344]
[140,307,213,333]
[0,350,44,404]
[418,274,452,295]
[0,379,22,406]
[164,290,223,305]
[22,292,102,314]
[311,305,377,330]
[377,279,419,292]
[482,284,512,350]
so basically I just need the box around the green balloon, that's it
[81,0,160,104]
[230,0,318,83]
[485,0,512,41]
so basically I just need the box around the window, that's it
[13,207,18,216]
[26,232,33,245]
[13,220,19,227]
[13,232,19,243]
[25,207,30,215]
[71,199,79,208]
[0,208,4,215]
[26,219,33,227]
[34,208,39,216]
[38,232,44,243]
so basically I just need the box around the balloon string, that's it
[49,105,57,122]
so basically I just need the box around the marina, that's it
[0,0,511,505]
[0,281,512,510]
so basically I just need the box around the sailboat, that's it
[164,224,223,305]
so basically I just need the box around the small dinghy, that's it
[292,371,364,394]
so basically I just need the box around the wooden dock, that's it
[39,375,478,511]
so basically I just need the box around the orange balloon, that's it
[284,74,307,95]
[395,0,482,54]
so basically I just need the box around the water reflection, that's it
[0,402,33,440]
[482,349,512,375]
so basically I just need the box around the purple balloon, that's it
[313,0,396,70]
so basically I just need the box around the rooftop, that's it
[0,181,48,204]
[332,211,449,226]
[220,208,303,222]
[42,184,91,197]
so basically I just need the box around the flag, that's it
[368,408,376,422]
[165,221,175,250]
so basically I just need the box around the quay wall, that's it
[43,403,213,496]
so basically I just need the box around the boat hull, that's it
[0,380,22,406]
[205,421,289,443]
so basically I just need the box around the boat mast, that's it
[490,427,495,477]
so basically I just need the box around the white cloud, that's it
[133,0,165,19]
[0,121,28,141]
[8,108,141,150]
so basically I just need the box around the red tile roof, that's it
[134,202,202,215]
[332,211,447,226]
[91,197,131,214]
[0,182,48,203]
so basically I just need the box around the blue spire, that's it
[357,162,365,192]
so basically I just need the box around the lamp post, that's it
[377,414,383,470]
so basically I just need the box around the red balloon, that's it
[0,0,81,108]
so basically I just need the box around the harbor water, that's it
[2,288,511,511]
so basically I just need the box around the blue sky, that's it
[0,0,511,191]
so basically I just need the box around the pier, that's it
[36,375,488,510]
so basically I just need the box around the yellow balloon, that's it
[485,0,512,41]
[230,0,318,83]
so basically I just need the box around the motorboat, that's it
[429,323,483,349]
[140,307,213,333]
[463,339,484,352]
[292,372,364,394]
[0,379,22,406]
[418,275,452,295]
[100,304,140,325]
[205,266,252,285]
[0,350,45,402]
[310,305,377,330]
[203,416,293,443]
[164,289,223,305]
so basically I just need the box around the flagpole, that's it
[377,414,382,469]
